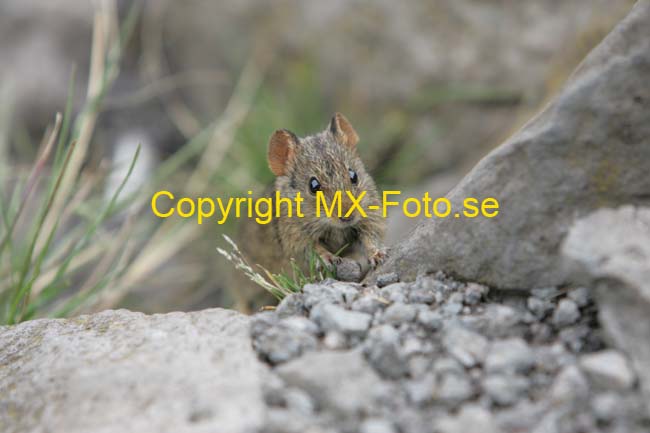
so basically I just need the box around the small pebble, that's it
[485,338,535,374]
[417,310,443,331]
[436,373,474,406]
[527,296,554,319]
[404,374,435,406]
[483,374,530,406]
[376,272,400,288]
[552,299,580,328]
[591,392,624,422]
[351,294,387,315]
[382,302,417,325]
[568,287,591,307]
[360,418,396,433]
[579,350,636,390]
[380,283,409,303]
[549,364,589,406]
[464,283,489,305]
[311,303,372,336]
[443,302,463,315]
[443,324,489,368]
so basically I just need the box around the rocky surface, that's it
[2,257,649,433]
[0,308,268,433]
[252,276,650,433]
[375,0,650,289]
[563,206,650,412]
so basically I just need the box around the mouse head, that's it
[268,113,377,227]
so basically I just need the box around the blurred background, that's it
[0,0,635,322]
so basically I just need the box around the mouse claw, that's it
[368,248,388,268]
[317,252,341,270]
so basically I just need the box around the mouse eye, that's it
[309,177,321,194]
[349,169,358,185]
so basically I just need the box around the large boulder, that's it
[0,309,268,433]
[562,206,650,410]
[374,0,650,289]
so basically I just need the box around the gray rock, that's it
[485,338,535,374]
[284,387,316,416]
[255,324,318,365]
[265,408,313,433]
[276,349,382,417]
[531,287,561,299]
[529,323,554,344]
[549,365,590,407]
[379,283,410,304]
[443,323,489,367]
[436,405,498,433]
[484,374,530,406]
[579,350,636,390]
[495,400,548,433]
[442,302,463,316]
[0,309,268,433]
[433,357,466,376]
[302,281,359,308]
[591,392,624,422]
[276,293,306,317]
[435,372,474,406]
[464,283,489,305]
[311,304,372,337]
[402,336,427,357]
[351,294,387,315]
[360,418,396,433]
[323,331,348,350]
[376,272,399,288]
[364,325,408,379]
[562,206,650,407]
[535,343,576,374]
[448,292,465,305]
[404,374,435,406]
[381,302,417,325]
[417,310,443,331]
[408,285,436,304]
[373,1,650,290]
[527,296,555,319]
[567,287,591,308]
[408,356,432,379]
[279,316,319,335]
[558,324,591,353]
[336,258,363,282]
[482,304,523,338]
[551,299,580,328]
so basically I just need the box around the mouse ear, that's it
[329,113,359,148]
[268,129,298,176]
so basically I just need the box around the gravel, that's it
[311,303,372,336]
[376,272,400,288]
[443,323,489,368]
[483,373,530,406]
[250,275,649,433]
[381,302,418,324]
[485,338,535,374]
[579,350,636,390]
[552,299,581,328]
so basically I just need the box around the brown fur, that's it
[235,113,386,311]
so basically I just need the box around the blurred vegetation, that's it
[0,0,614,320]
[0,5,140,324]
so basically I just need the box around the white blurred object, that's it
[104,130,157,208]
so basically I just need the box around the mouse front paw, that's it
[317,251,342,270]
[368,248,388,268]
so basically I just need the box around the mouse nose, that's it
[339,215,353,223]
